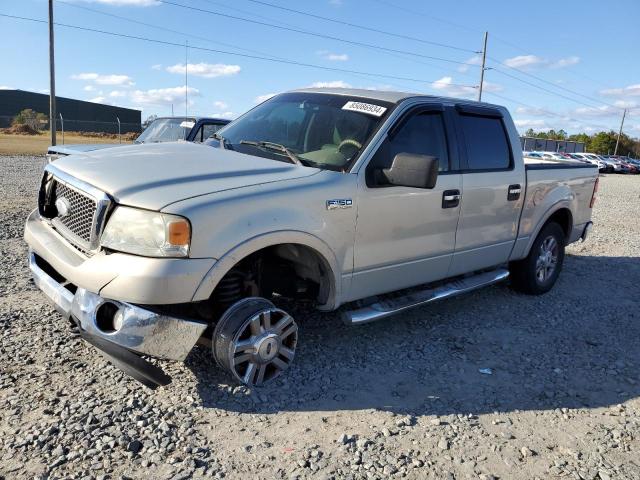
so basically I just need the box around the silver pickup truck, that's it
[24,88,598,389]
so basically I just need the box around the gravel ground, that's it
[1,155,639,480]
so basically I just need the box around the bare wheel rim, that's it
[535,235,559,283]
[227,307,298,386]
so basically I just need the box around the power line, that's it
[488,56,623,111]
[490,67,622,112]
[238,0,477,54]
[56,0,290,62]
[54,0,417,92]
[485,91,616,132]
[0,13,478,88]
[155,0,475,67]
[371,0,622,94]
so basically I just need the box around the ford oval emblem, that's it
[55,197,71,217]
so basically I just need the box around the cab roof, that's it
[292,87,503,109]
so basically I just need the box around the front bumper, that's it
[29,251,207,387]
[29,251,207,361]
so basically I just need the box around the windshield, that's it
[135,118,195,143]
[216,92,393,170]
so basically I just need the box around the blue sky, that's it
[1,0,639,135]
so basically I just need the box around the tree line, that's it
[523,128,639,157]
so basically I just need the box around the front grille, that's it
[53,182,97,244]
[38,168,111,255]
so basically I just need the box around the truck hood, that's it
[48,144,119,155]
[50,142,319,210]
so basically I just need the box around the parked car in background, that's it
[570,153,608,172]
[25,88,598,388]
[46,116,230,163]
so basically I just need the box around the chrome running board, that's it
[342,268,509,325]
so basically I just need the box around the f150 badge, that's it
[326,199,353,210]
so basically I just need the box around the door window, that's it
[367,112,449,186]
[460,115,512,170]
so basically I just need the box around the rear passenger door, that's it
[448,105,525,276]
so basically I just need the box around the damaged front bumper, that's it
[29,251,207,388]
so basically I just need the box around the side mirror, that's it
[382,153,439,189]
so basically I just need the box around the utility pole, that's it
[48,0,57,146]
[184,39,188,139]
[477,31,488,102]
[614,109,626,155]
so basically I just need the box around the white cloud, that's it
[600,84,640,97]
[515,106,555,117]
[550,56,580,68]
[74,0,159,6]
[503,55,580,70]
[317,50,349,61]
[0,85,13,90]
[255,93,276,103]
[151,64,162,70]
[458,55,482,73]
[308,80,352,88]
[430,76,477,98]
[166,62,241,78]
[212,111,235,119]
[88,96,107,104]
[213,100,228,110]
[83,85,95,92]
[573,105,619,118]
[71,73,134,86]
[130,85,200,106]
[503,55,546,69]
[109,90,127,98]
[514,119,552,130]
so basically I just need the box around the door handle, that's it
[508,184,522,201]
[442,189,461,208]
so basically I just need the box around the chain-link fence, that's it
[1,114,141,145]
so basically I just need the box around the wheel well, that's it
[205,243,332,315]
[546,208,572,241]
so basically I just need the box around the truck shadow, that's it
[185,254,640,416]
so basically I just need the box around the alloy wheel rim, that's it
[536,235,558,283]
[228,308,298,386]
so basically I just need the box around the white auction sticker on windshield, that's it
[180,121,195,128]
[342,101,387,117]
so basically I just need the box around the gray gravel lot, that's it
[1,154,639,480]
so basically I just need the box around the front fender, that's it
[191,230,342,310]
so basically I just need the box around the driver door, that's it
[347,105,462,302]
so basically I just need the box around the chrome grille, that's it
[39,164,112,255]
[53,182,97,243]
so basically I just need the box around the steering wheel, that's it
[337,138,363,155]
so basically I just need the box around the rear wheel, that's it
[213,297,298,386]
[509,222,565,295]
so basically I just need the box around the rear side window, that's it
[460,115,511,170]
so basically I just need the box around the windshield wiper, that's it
[239,140,305,166]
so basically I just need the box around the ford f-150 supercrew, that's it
[24,88,598,389]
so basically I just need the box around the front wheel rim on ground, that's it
[214,299,298,387]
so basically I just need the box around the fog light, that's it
[95,301,122,334]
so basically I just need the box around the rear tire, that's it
[509,222,565,295]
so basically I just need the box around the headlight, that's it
[101,206,191,257]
